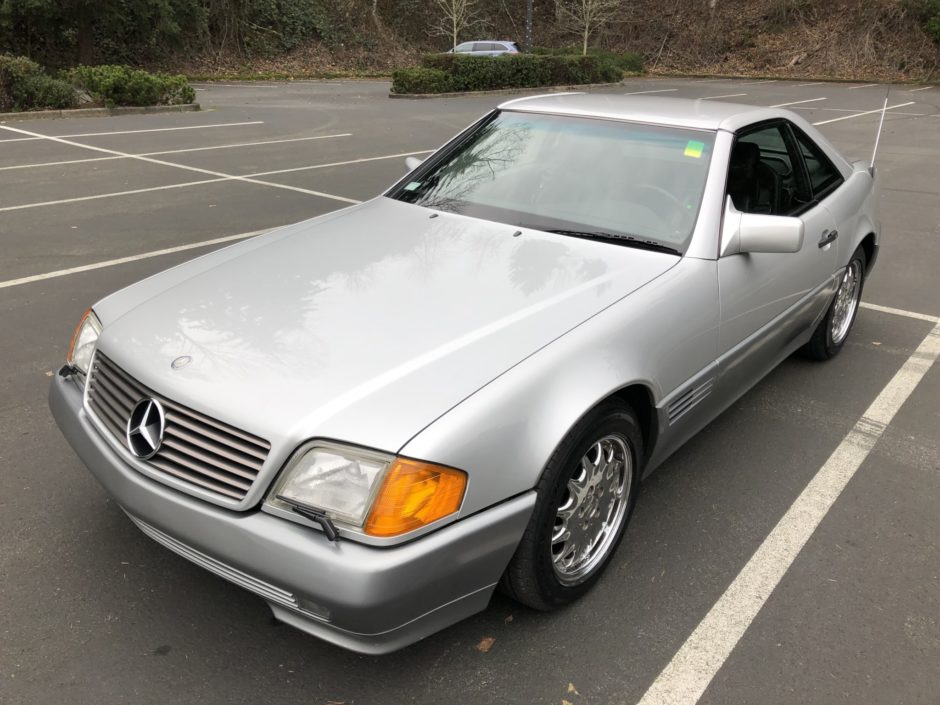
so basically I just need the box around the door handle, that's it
[818,229,838,248]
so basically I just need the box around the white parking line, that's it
[0,148,433,213]
[793,107,925,116]
[0,121,265,143]
[0,178,228,212]
[250,149,435,177]
[635,316,940,705]
[738,79,777,85]
[796,82,824,87]
[623,89,679,95]
[848,83,879,89]
[861,301,940,323]
[0,229,271,290]
[769,97,827,108]
[703,93,747,100]
[906,86,932,92]
[812,101,916,125]
[0,123,360,206]
[0,133,353,172]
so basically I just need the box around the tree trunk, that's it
[583,25,589,55]
[76,1,94,65]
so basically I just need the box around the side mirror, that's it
[721,196,804,256]
[405,156,423,172]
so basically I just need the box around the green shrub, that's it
[0,54,77,111]
[19,75,78,110]
[391,67,454,94]
[65,65,196,107]
[616,52,644,74]
[530,47,644,73]
[408,54,622,94]
[904,0,940,42]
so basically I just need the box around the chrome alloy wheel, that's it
[551,434,632,586]
[831,259,863,345]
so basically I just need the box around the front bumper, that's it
[50,370,535,654]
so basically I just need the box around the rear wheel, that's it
[501,401,643,610]
[803,246,867,361]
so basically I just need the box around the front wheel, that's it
[500,401,643,610]
[803,246,867,361]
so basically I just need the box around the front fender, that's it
[400,258,720,517]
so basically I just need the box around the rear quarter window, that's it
[792,127,844,198]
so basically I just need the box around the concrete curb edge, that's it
[0,103,201,122]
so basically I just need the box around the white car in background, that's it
[450,40,520,56]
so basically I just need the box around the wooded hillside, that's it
[1,0,938,80]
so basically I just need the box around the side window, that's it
[727,123,810,216]
[791,127,844,199]
[455,43,474,53]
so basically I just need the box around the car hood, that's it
[96,198,678,458]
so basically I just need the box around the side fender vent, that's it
[667,379,714,425]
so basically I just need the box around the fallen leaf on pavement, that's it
[476,636,496,653]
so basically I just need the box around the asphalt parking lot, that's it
[2,77,938,704]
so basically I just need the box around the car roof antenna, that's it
[869,86,890,175]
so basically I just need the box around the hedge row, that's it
[530,47,644,74]
[0,55,77,111]
[391,53,626,95]
[0,54,196,112]
[65,65,196,107]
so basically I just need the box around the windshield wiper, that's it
[544,229,681,256]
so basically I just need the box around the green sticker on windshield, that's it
[684,140,705,158]
[404,181,421,191]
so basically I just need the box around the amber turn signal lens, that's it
[66,308,93,365]
[364,458,467,537]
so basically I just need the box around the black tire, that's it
[500,400,643,611]
[803,245,867,361]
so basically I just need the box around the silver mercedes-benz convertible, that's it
[50,93,879,653]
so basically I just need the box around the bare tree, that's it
[431,0,483,51]
[555,0,622,55]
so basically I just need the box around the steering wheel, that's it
[636,184,683,210]
[635,184,686,232]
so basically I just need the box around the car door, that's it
[789,124,860,270]
[716,120,838,393]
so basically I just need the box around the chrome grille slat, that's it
[95,362,144,406]
[156,446,254,490]
[161,435,258,480]
[148,457,248,499]
[166,423,263,468]
[89,389,127,438]
[163,400,270,450]
[163,410,268,461]
[87,352,270,503]
[98,356,147,397]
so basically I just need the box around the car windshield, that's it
[389,111,716,254]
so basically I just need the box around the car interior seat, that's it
[727,141,782,215]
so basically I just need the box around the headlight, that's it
[268,442,467,537]
[66,308,102,376]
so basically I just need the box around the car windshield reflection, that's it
[390,111,716,253]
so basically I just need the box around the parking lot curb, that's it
[0,103,201,122]
[389,82,623,99]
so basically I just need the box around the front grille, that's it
[87,352,270,501]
